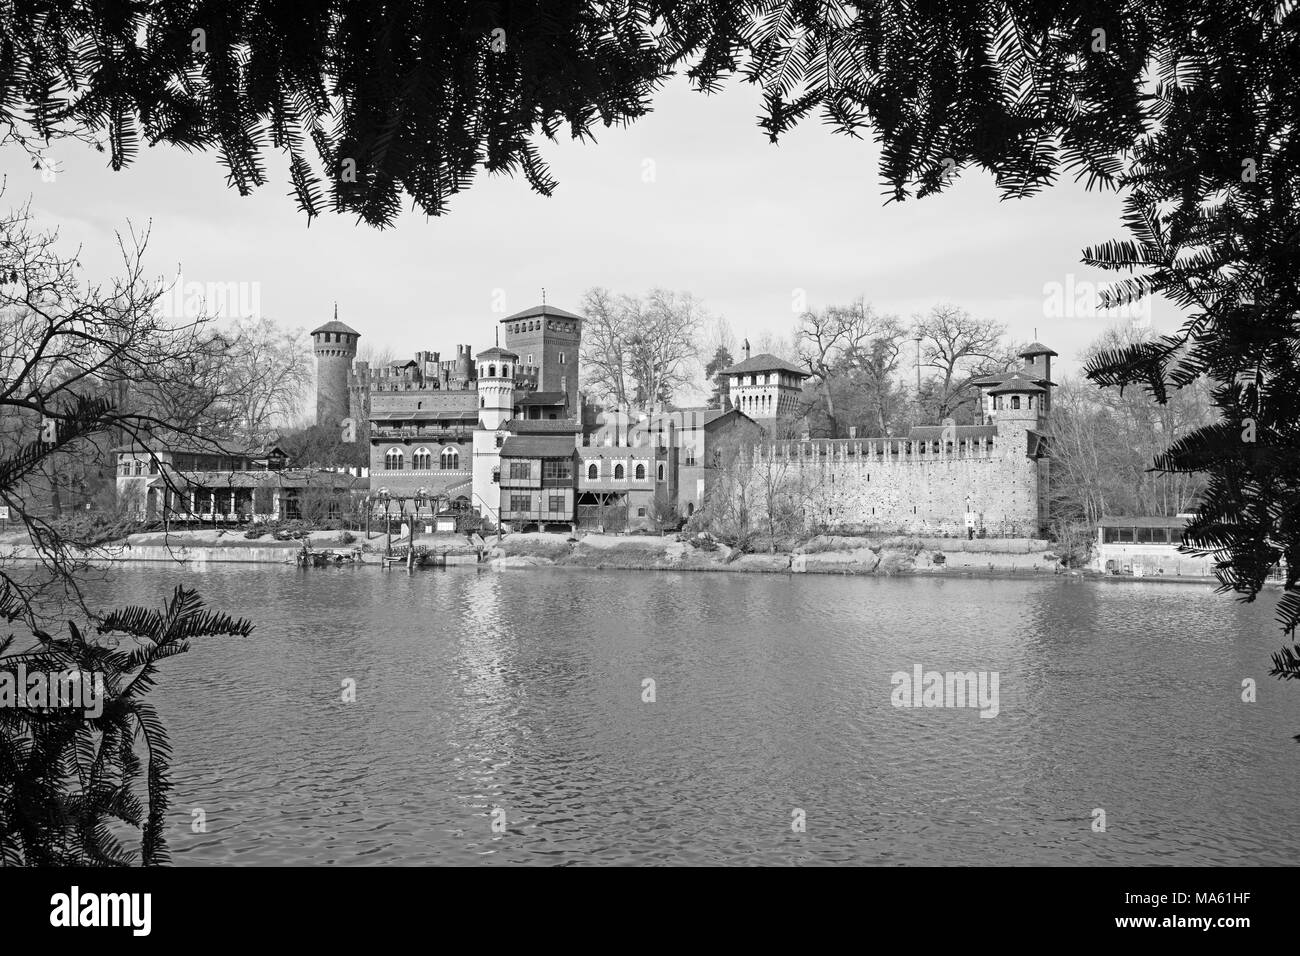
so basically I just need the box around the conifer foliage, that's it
[0,586,252,866]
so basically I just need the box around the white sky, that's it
[6,75,1178,394]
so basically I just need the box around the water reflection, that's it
[65,566,1300,865]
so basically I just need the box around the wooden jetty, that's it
[296,547,362,567]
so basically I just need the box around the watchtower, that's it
[312,311,360,429]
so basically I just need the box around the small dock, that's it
[380,545,453,569]
[296,547,362,567]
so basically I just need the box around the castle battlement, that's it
[759,436,1001,463]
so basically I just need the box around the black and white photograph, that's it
[0,0,1295,931]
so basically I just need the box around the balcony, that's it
[371,427,472,443]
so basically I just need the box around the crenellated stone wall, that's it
[740,436,1043,537]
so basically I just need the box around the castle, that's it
[312,307,1054,537]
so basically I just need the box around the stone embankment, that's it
[0,529,481,566]
[485,532,1064,576]
[0,528,1075,577]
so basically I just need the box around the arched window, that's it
[1028,395,1034,409]
[488,364,496,377]
[657,463,665,481]
[587,463,598,480]
[412,447,432,470]
[1011,395,1021,410]
[503,364,510,377]
[614,464,625,479]
[635,464,646,480]
[441,447,460,470]
[385,448,404,470]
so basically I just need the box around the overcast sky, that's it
[7,75,1176,396]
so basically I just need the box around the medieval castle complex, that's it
[312,305,1054,537]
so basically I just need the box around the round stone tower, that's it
[474,346,518,430]
[312,312,360,429]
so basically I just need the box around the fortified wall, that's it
[763,435,1046,537]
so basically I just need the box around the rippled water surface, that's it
[74,566,1300,865]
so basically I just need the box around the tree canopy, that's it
[5,1,1300,650]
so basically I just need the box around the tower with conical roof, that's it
[312,305,360,429]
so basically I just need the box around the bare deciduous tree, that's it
[0,193,233,627]
[795,299,889,437]
[579,288,704,409]
[911,304,1009,420]
[207,317,312,446]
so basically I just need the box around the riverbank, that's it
[0,527,482,566]
[484,532,1073,577]
[0,527,1227,583]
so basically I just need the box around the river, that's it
[68,565,1300,865]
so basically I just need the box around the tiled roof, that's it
[111,435,250,456]
[504,418,580,434]
[150,468,360,489]
[721,354,808,376]
[501,303,584,322]
[499,435,578,458]
[517,391,567,406]
[1098,514,1191,528]
[1018,342,1058,357]
[311,320,359,336]
[1027,429,1049,458]
[988,375,1047,394]
[705,407,761,432]
[475,346,518,359]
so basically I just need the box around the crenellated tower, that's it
[312,309,360,429]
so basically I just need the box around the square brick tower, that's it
[499,304,582,416]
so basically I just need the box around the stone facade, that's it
[720,345,808,432]
[706,345,1055,538]
[760,435,1042,536]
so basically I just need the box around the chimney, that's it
[743,338,751,361]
